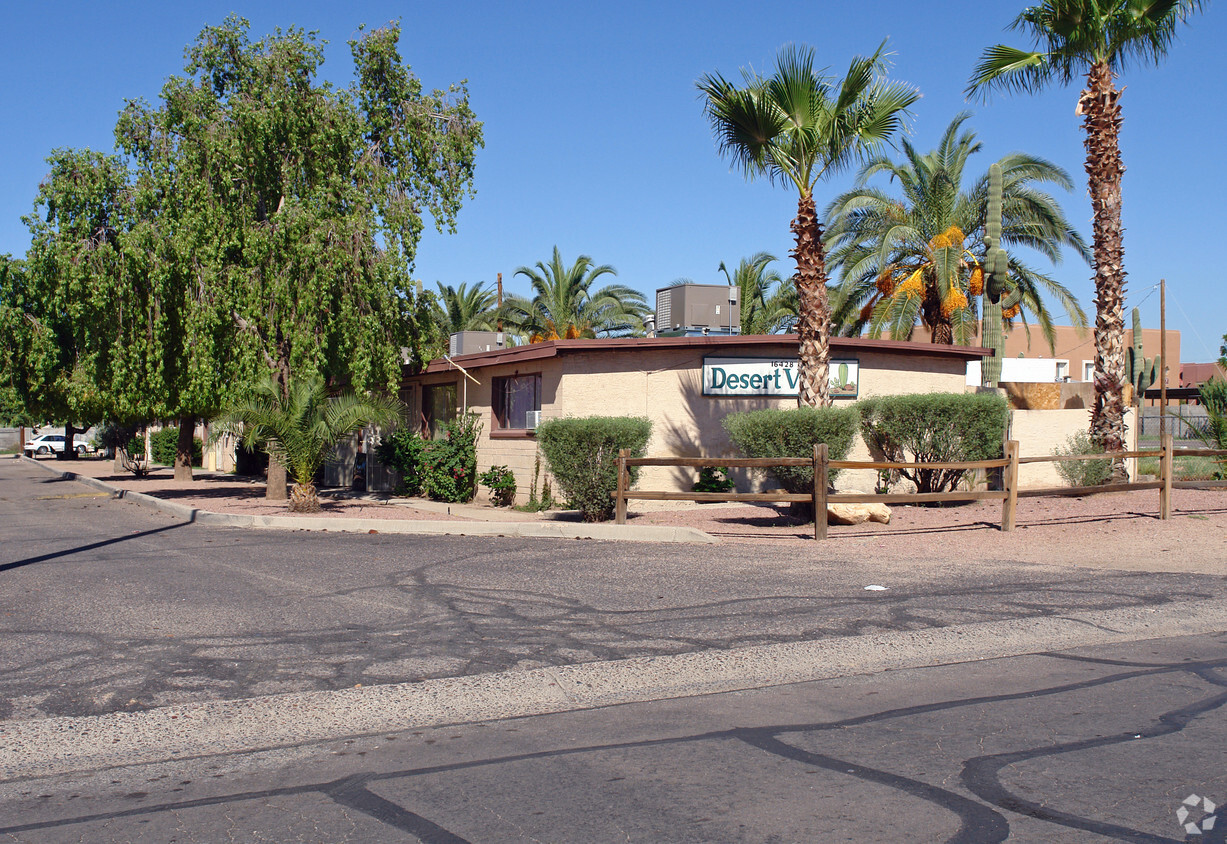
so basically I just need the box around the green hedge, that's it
[375,429,428,496]
[722,406,858,493]
[419,413,482,503]
[858,392,1008,494]
[536,416,652,522]
[150,426,203,467]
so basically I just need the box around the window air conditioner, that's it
[524,410,542,430]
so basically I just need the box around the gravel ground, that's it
[29,455,1227,572]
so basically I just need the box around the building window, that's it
[1083,362,1095,382]
[1055,361,1069,381]
[493,374,540,430]
[424,383,457,439]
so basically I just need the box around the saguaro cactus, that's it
[1125,306,1160,404]
[980,163,1020,387]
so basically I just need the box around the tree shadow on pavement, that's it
[0,521,191,574]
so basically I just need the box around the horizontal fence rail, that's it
[612,436,1226,540]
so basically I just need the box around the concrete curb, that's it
[4,597,1227,780]
[18,456,717,544]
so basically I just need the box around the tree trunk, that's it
[174,415,195,481]
[791,192,832,407]
[266,457,288,500]
[1081,61,1129,481]
[62,422,78,460]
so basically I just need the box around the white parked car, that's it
[23,433,94,457]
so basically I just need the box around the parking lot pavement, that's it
[2,632,1225,842]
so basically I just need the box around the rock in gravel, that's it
[828,503,892,525]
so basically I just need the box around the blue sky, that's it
[2,1,1223,362]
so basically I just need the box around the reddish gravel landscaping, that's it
[27,455,1227,572]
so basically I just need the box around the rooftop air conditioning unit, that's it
[524,410,542,430]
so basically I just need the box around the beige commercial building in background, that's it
[400,335,988,498]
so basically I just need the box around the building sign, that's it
[702,357,859,398]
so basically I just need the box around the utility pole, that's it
[496,272,503,332]
[1160,278,1167,441]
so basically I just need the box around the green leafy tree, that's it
[433,281,500,335]
[717,252,794,335]
[223,374,402,512]
[114,17,478,494]
[968,0,1205,473]
[826,112,1088,347]
[699,43,919,406]
[8,151,135,455]
[500,246,649,340]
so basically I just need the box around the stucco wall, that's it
[1009,406,1137,488]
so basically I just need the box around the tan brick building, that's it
[401,335,987,497]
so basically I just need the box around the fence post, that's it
[615,448,628,525]
[1001,440,1019,532]
[813,443,828,541]
[1159,432,1173,520]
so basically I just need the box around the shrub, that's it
[150,426,203,467]
[722,406,858,493]
[693,466,735,493]
[479,465,518,507]
[419,413,481,503]
[858,392,1009,494]
[375,429,428,496]
[536,416,652,521]
[1053,431,1112,487]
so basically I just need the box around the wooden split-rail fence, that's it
[613,435,1227,540]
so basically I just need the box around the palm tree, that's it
[826,112,1089,347]
[223,374,402,512]
[500,246,649,341]
[717,252,793,335]
[699,42,919,406]
[968,0,1204,467]
[433,281,499,335]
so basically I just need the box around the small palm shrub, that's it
[419,413,482,503]
[536,416,652,521]
[479,465,518,506]
[722,407,858,493]
[222,374,402,512]
[1053,431,1112,487]
[858,392,1009,494]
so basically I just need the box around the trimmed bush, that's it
[858,392,1009,494]
[722,406,858,493]
[1053,431,1112,487]
[150,426,203,467]
[536,416,652,522]
[419,413,481,503]
[375,429,428,496]
[692,466,735,493]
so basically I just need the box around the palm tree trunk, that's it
[791,192,831,407]
[922,286,954,344]
[289,481,321,513]
[1081,61,1128,481]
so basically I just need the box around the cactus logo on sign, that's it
[702,357,858,398]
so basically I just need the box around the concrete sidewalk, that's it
[14,455,716,544]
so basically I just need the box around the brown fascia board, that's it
[411,335,989,375]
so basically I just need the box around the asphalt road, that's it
[3,459,1226,721]
[4,458,1227,842]
[2,632,1226,843]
